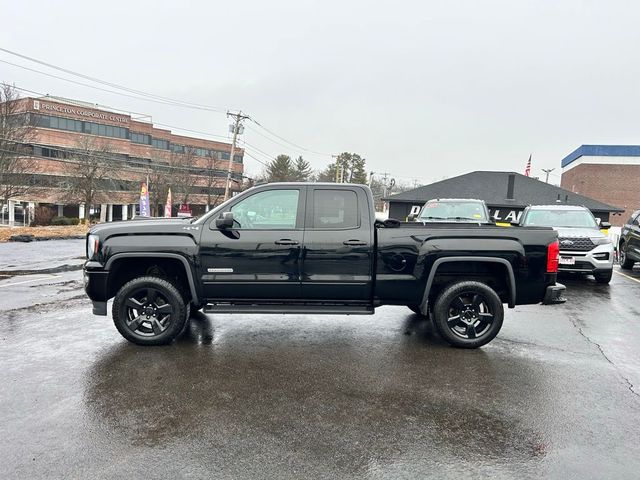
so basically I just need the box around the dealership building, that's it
[3,96,243,223]
[385,171,623,223]
[560,145,640,226]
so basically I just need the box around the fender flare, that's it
[419,256,516,314]
[105,252,199,304]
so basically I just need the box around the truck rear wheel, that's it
[432,281,504,349]
[112,276,188,346]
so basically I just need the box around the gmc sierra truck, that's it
[83,183,565,349]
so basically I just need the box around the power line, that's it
[0,47,228,113]
[1,47,333,158]
[0,59,227,113]
[250,118,333,156]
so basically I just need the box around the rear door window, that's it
[312,189,359,229]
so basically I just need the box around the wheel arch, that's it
[105,253,199,304]
[418,256,516,314]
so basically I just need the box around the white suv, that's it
[520,205,614,284]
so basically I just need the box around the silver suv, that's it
[520,205,613,284]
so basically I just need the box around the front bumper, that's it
[543,283,567,304]
[558,243,614,274]
[83,261,109,316]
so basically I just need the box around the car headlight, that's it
[87,234,100,260]
[590,236,611,245]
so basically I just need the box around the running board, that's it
[203,303,374,315]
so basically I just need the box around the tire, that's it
[619,243,634,270]
[112,276,188,346]
[432,281,504,349]
[594,270,613,284]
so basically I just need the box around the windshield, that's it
[418,201,488,222]
[522,209,598,228]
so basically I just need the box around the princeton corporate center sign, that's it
[33,100,129,124]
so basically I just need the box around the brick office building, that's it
[560,145,638,227]
[2,95,243,223]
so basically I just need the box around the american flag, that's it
[524,155,531,177]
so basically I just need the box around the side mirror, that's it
[600,222,611,229]
[407,213,417,222]
[215,211,234,229]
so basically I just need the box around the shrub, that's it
[32,205,56,226]
[51,216,79,226]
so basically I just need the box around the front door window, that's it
[230,189,300,229]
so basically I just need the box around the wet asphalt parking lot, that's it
[1,239,640,479]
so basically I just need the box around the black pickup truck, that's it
[83,183,565,348]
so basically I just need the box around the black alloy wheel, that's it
[433,281,504,348]
[112,276,188,346]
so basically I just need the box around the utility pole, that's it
[332,154,340,183]
[542,168,555,184]
[224,111,250,201]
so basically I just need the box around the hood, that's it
[89,217,196,237]
[553,226,604,238]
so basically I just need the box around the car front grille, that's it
[558,237,595,252]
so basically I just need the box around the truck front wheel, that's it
[432,281,504,349]
[112,276,188,346]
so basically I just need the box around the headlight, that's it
[590,236,611,245]
[87,234,100,260]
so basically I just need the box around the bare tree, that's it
[169,148,197,205]
[63,136,117,221]
[0,83,38,212]
[147,155,170,217]
[205,151,222,211]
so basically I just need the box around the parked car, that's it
[520,205,613,283]
[619,209,640,269]
[84,183,565,349]
[409,198,492,224]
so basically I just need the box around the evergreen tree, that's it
[293,156,312,181]
[265,155,295,182]
[317,152,368,184]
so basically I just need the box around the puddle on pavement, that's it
[0,263,83,280]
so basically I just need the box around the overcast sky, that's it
[2,0,639,185]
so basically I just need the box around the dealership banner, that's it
[139,182,150,217]
[164,188,172,218]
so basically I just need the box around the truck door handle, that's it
[343,239,367,246]
[275,239,299,246]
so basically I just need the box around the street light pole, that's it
[542,168,555,184]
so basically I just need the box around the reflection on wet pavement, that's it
[1,240,640,478]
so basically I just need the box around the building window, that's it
[31,114,129,140]
[152,138,169,150]
[233,154,243,164]
[171,144,185,154]
[131,132,151,145]
[194,147,211,157]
